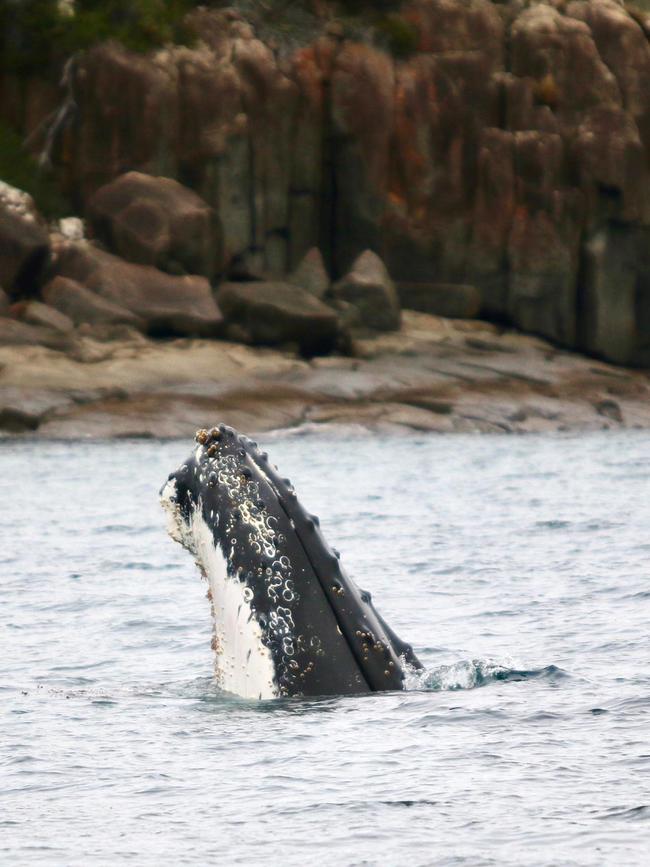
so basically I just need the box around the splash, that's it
[404,658,565,691]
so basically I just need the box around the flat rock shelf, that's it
[2,311,649,438]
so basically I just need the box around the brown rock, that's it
[42,276,142,328]
[397,282,481,319]
[0,317,71,351]
[217,281,340,356]
[88,171,222,278]
[19,300,75,333]
[54,243,223,337]
[0,206,50,296]
[332,250,401,332]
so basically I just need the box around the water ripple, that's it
[2,432,649,865]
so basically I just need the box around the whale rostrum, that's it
[160,425,422,699]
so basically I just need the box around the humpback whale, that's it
[160,425,422,699]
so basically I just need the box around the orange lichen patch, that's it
[533,73,559,109]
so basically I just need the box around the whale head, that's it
[160,425,420,699]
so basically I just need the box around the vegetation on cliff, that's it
[0,122,69,217]
[0,0,197,71]
[0,0,414,73]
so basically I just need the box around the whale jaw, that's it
[161,425,421,699]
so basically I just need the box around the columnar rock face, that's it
[8,0,650,364]
[580,225,650,366]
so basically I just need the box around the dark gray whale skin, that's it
[163,424,422,698]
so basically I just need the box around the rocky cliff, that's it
[3,0,650,365]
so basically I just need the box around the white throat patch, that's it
[160,479,278,700]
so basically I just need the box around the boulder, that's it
[331,250,401,331]
[397,282,481,319]
[289,248,330,298]
[42,276,141,328]
[217,281,340,356]
[18,300,75,333]
[54,243,223,337]
[0,317,71,351]
[88,171,222,278]
[0,206,50,296]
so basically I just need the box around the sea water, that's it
[2,432,649,865]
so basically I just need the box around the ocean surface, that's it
[2,431,649,866]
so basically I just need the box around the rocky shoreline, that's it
[4,0,650,366]
[2,0,650,438]
[3,309,649,439]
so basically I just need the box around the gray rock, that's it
[397,282,481,319]
[331,250,401,331]
[289,248,330,298]
[42,276,142,328]
[54,243,223,337]
[0,385,73,433]
[20,300,75,333]
[88,171,222,279]
[0,206,50,295]
[217,281,340,356]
